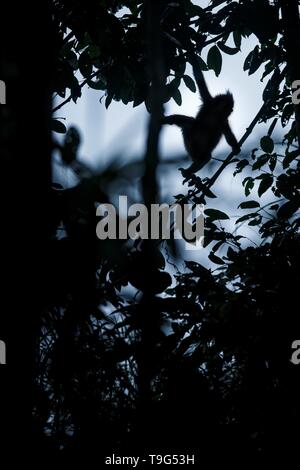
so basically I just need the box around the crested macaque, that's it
[162,57,240,178]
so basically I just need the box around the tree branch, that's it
[52,69,104,114]
[279,0,300,147]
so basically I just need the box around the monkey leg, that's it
[179,154,211,181]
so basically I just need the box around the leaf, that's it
[258,175,273,197]
[233,30,242,49]
[234,159,249,175]
[251,148,258,160]
[211,241,223,253]
[70,77,82,102]
[208,252,225,265]
[207,45,222,76]
[269,155,277,172]
[217,42,239,55]
[167,77,180,95]
[173,89,182,106]
[202,231,214,248]
[283,150,300,169]
[277,200,299,219]
[236,213,256,224]
[133,88,145,108]
[165,77,181,106]
[210,0,227,7]
[64,50,78,69]
[239,201,260,209]
[87,77,106,90]
[244,49,253,71]
[120,82,132,105]
[263,69,281,103]
[78,50,92,78]
[260,136,274,153]
[183,75,196,93]
[185,260,209,275]
[248,216,262,226]
[105,93,113,109]
[227,246,237,260]
[244,46,262,75]
[171,55,186,76]
[51,119,67,134]
[281,104,294,127]
[245,178,254,197]
[252,154,269,171]
[204,209,229,221]
[268,118,278,137]
[276,174,292,198]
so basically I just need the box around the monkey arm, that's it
[188,53,212,103]
[223,121,240,154]
[161,115,194,128]
[189,51,240,154]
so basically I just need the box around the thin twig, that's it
[52,69,104,113]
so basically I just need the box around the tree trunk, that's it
[0,1,54,458]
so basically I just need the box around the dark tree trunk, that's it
[136,0,166,448]
[0,1,54,458]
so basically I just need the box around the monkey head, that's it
[212,92,234,118]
